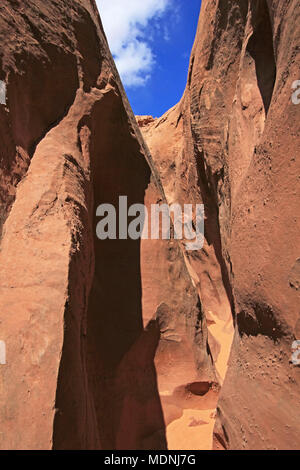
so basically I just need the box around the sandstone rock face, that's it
[138,0,300,451]
[0,0,299,451]
[0,0,214,450]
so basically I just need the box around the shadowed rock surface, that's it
[0,0,214,450]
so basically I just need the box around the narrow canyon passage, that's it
[0,0,299,451]
[141,232,234,450]
[139,164,235,450]
[138,105,236,450]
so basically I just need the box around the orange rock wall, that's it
[0,0,214,450]
[138,0,300,450]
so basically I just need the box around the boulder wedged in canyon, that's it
[0,0,215,450]
[138,0,300,450]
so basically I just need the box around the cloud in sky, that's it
[96,0,171,87]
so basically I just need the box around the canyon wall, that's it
[0,0,215,449]
[139,0,300,450]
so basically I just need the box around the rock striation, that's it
[138,0,300,451]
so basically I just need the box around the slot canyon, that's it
[0,0,299,450]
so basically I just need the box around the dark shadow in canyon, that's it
[86,90,167,449]
[52,85,166,449]
[247,0,276,115]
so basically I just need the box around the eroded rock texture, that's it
[138,0,300,451]
[0,0,214,450]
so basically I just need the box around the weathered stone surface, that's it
[138,0,300,451]
[0,0,214,450]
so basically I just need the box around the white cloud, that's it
[96,0,171,87]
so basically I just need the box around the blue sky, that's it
[97,0,202,117]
